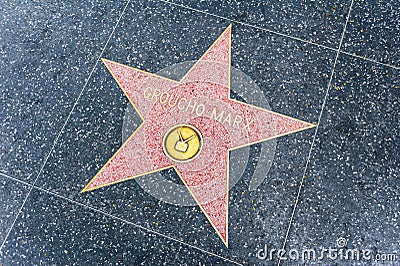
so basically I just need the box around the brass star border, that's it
[81,25,316,247]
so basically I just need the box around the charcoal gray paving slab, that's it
[31,1,334,264]
[279,54,399,265]
[3,0,398,265]
[165,0,351,49]
[342,0,400,67]
[0,189,236,265]
[0,174,30,245]
[0,0,127,182]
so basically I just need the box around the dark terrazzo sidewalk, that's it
[1,0,398,265]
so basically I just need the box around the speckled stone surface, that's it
[165,0,351,48]
[0,175,29,245]
[25,1,331,264]
[0,0,127,182]
[0,189,234,265]
[283,55,399,265]
[1,0,399,265]
[80,25,315,246]
[342,0,400,67]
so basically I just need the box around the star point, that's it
[83,25,315,246]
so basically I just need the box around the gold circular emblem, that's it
[163,124,203,163]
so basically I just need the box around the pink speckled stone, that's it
[84,25,314,245]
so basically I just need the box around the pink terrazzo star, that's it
[82,25,315,247]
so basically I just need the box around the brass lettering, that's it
[243,118,255,130]
[222,112,232,127]
[143,87,152,99]
[152,89,161,101]
[177,98,187,110]
[186,99,197,114]
[159,91,169,104]
[168,93,179,107]
[210,108,224,122]
[232,115,242,129]
[196,104,205,116]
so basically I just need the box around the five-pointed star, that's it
[82,25,315,247]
